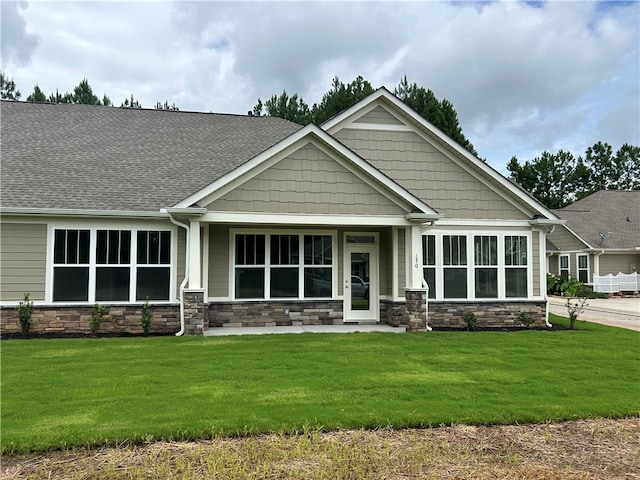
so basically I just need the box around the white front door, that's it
[344,240,378,322]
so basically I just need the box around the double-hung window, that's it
[577,254,589,283]
[559,254,570,279]
[234,232,333,299]
[505,236,528,297]
[443,235,467,298]
[52,228,172,303]
[474,235,498,298]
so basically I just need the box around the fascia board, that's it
[323,88,562,222]
[0,207,169,219]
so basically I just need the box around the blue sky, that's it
[2,1,638,174]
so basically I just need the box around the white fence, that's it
[593,272,640,293]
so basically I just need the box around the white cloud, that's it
[2,0,638,172]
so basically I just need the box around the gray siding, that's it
[208,224,230,297]
[207,143,408,215]
[600,254,640,275]
[1,223,47,301]
[334,129,531,220]
[532,231,540,295]
[548,226,587,251]
[355,105,405,125]
[397,228,406,297]
[176,228,186,299]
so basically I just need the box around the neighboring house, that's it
[0,88,564,336]
[548,191,640,284]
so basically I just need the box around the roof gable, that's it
[322,88,561,222]
[178,124,440,218]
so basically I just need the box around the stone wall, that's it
[208,300,344,328]
[0,304,180,337]
[427,301,547,329]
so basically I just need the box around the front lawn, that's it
[2,314,639,454]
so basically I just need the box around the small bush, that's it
[141,300,153,335]
[90,304,107,334]
[16,293,34,337]
[463,312,478,331]
[518,311,535,328]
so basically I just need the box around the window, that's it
[52,228,172,303]
[559,254,570,279]
[234,232,333,299]
[474,236,497,298]
[53,229,90,301]
[505,236,528,297]
[577,254,589,283]
[443,235,467,298]
[422,235,436,299]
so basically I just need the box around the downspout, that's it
[421,278,433,331]
[169,215,190,336]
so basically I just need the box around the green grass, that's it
[2,314,639,454]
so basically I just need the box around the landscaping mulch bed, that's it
[3,418,639,479]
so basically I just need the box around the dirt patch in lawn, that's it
[3,417,639,479]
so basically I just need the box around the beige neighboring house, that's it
[0,88,564,336]
[547,190,640,284]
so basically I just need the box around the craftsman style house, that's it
[0,88,563,335]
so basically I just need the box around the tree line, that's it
[507,142,639,209]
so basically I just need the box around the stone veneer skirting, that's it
[426,300,547,329]
[0,304,180,337]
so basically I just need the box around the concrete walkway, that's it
[204,324,407,337]
[548,296,640,332]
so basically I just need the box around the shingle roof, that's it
[1,101,302,212]
[553,190,640,249]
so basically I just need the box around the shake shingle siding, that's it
[1,101,302,212]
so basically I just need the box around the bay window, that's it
[233,232,334,299]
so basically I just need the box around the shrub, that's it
[16,293,34,337]
[566,297,588,330]
[90,304,107,334]
[463,312,478,331]
[141,300,153,335]
[518,311,535,328]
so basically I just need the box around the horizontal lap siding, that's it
[208,224,230,297]
[208,143,407,216]
[334,129,531,220]
[600,254,640,275]
[1,223,47,301]
[548,226,586,251]
[532,230,540,295]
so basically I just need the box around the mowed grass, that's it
[2,314,639,454]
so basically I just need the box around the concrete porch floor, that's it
[204,324,407,336]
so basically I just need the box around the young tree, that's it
[155,101,179,111]
[26,84,47,103]
[1,72,21,100]
[120,94,142,108]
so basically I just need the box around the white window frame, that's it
[421,230,533,301]
[46,222,176,304]
[577,254,589,283]
[229,229,337,300]
[559,254,570,279]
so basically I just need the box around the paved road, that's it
[548,296,640,332]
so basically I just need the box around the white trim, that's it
[577,253,590,283]
[322,88,561,222]
[559,254,570,278]
[391,227,400,302]
[199,211,437,226]
[1,208,169,219]
[202,224,210,300]
[343,232,379,322]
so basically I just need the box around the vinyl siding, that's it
[397,228,406,297]
[208,224,230,297]
[176,228,186,299]
[548,226,587,251]
[354,105,405,125]
[1,223,47,301]
[600,254,640,275]
[207,143,408,216]
[532,230,540,294]
[334,129,531,220]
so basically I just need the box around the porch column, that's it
[408,225,424,289]
[189,220,202,289]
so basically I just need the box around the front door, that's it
[344,238,378,322]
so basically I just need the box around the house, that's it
[547,190,640,286]
[0,88,564,336]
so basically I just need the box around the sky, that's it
[2,0,639,174]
